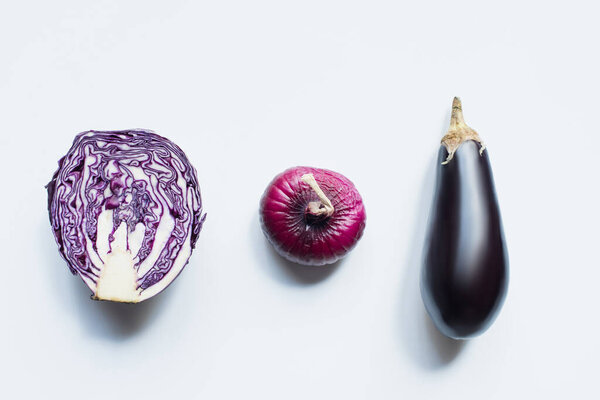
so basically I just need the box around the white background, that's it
[1,1,598,399]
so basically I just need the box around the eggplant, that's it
[421,97,508,340]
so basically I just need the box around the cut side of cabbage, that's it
[47,130,205,303]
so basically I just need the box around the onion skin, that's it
[259,167,366,266]
[421,98,509,339]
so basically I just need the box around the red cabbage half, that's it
[47,130,206,303]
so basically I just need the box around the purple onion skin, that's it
[259,166,366,266]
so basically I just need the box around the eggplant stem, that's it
[441,97,486,165]
[449,97,466,129]
[301,173,335,217]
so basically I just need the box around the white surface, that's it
[0,1,599,399]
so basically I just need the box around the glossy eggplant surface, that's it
[421,98,508,340]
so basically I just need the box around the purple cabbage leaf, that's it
[47,130,206,303]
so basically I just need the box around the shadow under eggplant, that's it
[397,123,467,369]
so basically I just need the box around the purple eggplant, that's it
[421,98,508,339]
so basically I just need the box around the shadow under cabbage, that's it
[70,272,172,339]
[41,209,172,341]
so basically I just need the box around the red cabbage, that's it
[47,130,206,303]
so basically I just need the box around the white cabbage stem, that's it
[301,173,335,217]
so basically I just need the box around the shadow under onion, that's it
[264,238,343,284]
[250,213,342,286]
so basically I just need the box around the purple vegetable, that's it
[421,98,508,339]
[259,166,366,266]
[47,130,206,303]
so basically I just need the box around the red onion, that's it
[259,166,366,266]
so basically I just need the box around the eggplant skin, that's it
[421,141,508,339]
